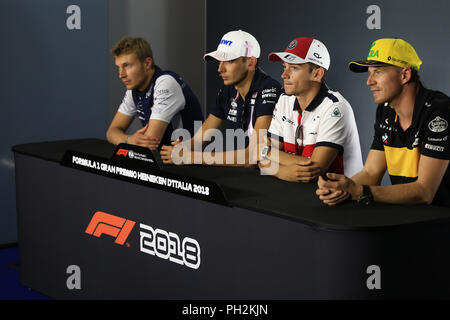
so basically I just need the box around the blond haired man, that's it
[317,38,450,206]
[107,37,203,149]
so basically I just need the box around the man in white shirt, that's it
[107,37,203,149]
[259,37,363,182]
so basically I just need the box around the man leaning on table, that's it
[160,30,282,167]
[317,38,450,206]
[258,37,363,182]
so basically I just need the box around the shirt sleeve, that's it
[117,90,137,117]
[208,88,226,119]
[253,79,282,119]
[421,103,450,160]
[370,104,385,151]
[149,74,186,123]
[315,102,350,152]
[267,96,285,141]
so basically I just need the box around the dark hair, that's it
[409,68,420,83]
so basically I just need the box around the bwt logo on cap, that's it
[220,39,233,46]
[85,211,135,245]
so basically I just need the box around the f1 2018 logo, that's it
[85,211,135,245]
[85,211,201,269]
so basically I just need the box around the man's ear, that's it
[400,67,412,84]
[312,67,325,82]
[144,57,153,70]
[247,57,258,71]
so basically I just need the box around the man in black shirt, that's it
[317,38,450,207]
[160,30,282,167]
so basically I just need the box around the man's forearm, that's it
[107,128,127,145]
[350,168,384,186]
[267,147,307,166]
[370,182,432,205]
[189,148,254,167]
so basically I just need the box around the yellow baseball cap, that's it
[349,38,422,72]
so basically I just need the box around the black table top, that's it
[12,138,450,231]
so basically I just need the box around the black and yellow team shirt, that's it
[371,84,450,207]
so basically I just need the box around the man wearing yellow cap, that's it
[316,38,450,207]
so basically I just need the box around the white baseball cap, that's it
[268,37,330,70]
[204,30,261,61]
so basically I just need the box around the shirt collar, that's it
[411,82,432,127]
[135,65,162,95]
[293,83,329,111]
[245,67,265,101]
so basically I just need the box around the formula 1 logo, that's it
[85,211,135,245]
[116,149,129,157]
[85,211,201,269]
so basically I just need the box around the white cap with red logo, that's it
[268,37,330,70]
[204,30,261,62]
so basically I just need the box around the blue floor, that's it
[0,246,51,300]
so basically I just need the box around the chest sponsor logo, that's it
[382,133,389,144]
[379,123,394,131]
[428,116,448,133]
[331,107,342,117]
[428,136,448,142]
[425,143,445,152]
[412,131,420,148]
[281,116,295,125]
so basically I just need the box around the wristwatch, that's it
[260,146,271,161]
[358,185,374,205]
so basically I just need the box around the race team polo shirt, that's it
[371,84,450,207]
[268,84,363,177]
[209,68,282,149]
[118,66,204,147]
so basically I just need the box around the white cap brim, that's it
[268,52,307,64]
[203,50,241,62]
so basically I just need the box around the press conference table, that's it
[12,138,450,299]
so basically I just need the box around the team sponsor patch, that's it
[428,136,448,142]
[382,133,389,144]
[331,107,342,117]
[262,88,277,94]
[288,40,297,49]
[425,143,445,152]
[155,89,169,95]
[428,116,448,133]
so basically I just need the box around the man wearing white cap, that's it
[259,37,363,182]
[317,38,450,207]
[160,30,282,166]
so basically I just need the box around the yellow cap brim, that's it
[348,60,391,73]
